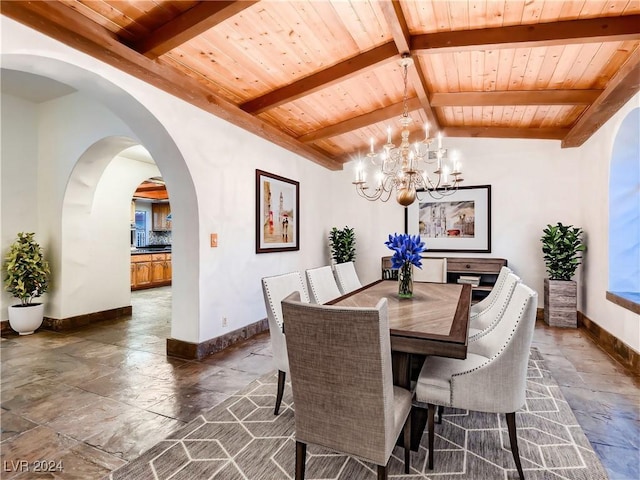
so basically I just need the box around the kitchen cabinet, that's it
[152,203,171,231]
[131,252,171,289]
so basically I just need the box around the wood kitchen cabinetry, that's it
[152,203,171,231]
[131,252,171,290]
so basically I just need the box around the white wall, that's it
[336,137,583,297]
[577,93,640,352]
[335,124,639,353]
[0,94,40,313]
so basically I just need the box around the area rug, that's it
[108,348,608,479]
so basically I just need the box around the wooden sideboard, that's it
[446,257,507,302]
[382,256,508,302]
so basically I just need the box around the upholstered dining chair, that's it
[415,282,538,480]
[413,257,447,283]
[282,292,412,480]
[468,271,520,341]
[261,271,310,415]
[305,265,342,304]
[333,261,362,294]
[469,266,513,320]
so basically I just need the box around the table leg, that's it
[392,352,428,451]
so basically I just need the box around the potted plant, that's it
[541,222,586,327]
[3,232,50,335]
[329,226,356,264]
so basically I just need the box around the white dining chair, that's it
[469,266,513,320]
[413,257,447,283]
[306,265,342,304]
[333,261,362,294]
[468,271,520,341]
[261,271,310,415]
[415,282,538,480]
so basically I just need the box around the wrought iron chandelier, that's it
[353,54,464,206]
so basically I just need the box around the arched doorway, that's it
[1,54,200,347]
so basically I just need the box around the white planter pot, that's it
[8,303,45,335]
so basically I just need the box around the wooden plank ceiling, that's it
[3,1,639,171]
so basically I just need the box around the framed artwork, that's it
[256,169,299,253]
[407,185,491,253]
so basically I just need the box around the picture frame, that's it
[406,185,491,253]
[256,169,300,253]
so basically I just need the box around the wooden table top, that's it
[330,280,471,359]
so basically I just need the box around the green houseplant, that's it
[540,223,585,327]
[329,226,356,264]
[3,232,50,335]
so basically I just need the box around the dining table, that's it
[329,279,472,449]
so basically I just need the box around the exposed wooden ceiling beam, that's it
[240,42,399,114]
[298,97,422,143]
[411,15,640,53]
[130,1,259,59]
[562,47,640,148]
[379,0,439,129]
[1,1,341,171]
[431,90,602,107]
[336,125,569,163]
[442,126,569,140]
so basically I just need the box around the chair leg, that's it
[403,410,411,473]
[427,403,435,469]
[506,412,525,480]
[295,441,307,480]
[436,405,444,424]
[274,370,286,415]
[377,464,387,480]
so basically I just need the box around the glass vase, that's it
[398,263,414,298]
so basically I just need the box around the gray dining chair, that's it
[469,266,513,320]
[282,292,412,480]
[413,257,447,283]
[305,265,342,304]
[415,282,538,480]
[261,271,310,415]
[333,261,362,294]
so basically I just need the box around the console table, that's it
[381,256,508,303]
[446,257,508,302]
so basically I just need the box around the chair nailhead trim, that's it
[451,298,530,405]
[470,273,508,319]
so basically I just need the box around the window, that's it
[608,107,640,313]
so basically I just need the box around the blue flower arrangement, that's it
[384,233,426,269]
[385,233,426,298]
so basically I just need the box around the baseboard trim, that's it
[44,306,133,331]
[167,318,269,360]
[1,305,133,335]
[578,311,639,373]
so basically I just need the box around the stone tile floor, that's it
[1,286,638,479]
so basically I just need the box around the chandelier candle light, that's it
[353,54,463,206]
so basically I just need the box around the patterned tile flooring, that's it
[1,287,638,479]
[108,349,610,479]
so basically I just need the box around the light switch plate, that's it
[210,233,218,247]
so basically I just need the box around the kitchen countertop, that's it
[131,247,172,255]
